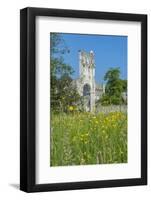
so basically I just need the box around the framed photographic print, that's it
[20,7,147,192]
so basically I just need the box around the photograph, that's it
[50,32,128,166]
[20,7,147,192]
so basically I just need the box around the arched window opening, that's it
[83,84,91,96]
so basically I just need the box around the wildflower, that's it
[68,106,74,111]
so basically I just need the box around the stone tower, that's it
[79,50,96,112]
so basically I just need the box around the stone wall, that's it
[96,105,127,114]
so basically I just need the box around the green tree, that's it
[101,68,126,105]
[120,79,127,92]
[50,33,80,112]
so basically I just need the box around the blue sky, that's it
[56,33,127,84]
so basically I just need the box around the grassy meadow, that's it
[50,110,127,166]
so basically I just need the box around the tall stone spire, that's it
[78,50,96,112]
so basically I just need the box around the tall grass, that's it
[50,111,127,166]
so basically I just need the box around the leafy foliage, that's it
[101,68,127,105]
[50,33,80,112]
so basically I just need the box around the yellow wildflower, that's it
[69,106,74,111]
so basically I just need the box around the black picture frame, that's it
[20,7,147,192]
